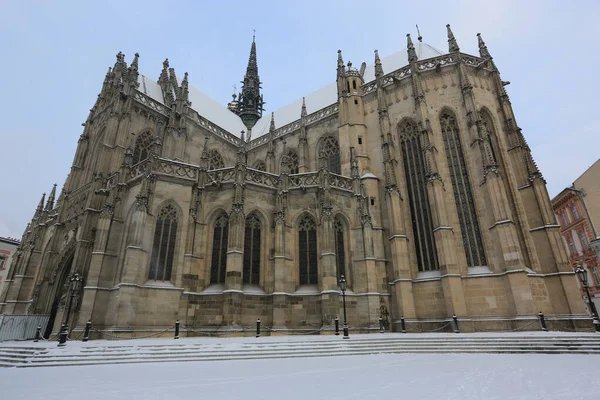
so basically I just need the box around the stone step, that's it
[15,347,600,368]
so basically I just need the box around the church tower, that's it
[237,35,264,130]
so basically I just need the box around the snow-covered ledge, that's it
[467,266,493,275]
[415,270,442,281]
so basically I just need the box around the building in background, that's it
[552,159,600,314]
[0,237,20,300]
[0,27,587,336]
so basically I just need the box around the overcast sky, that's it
[0,0,598,239]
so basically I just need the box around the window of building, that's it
[207,150,224,170]
[572,205,580,220]
[298,215,318,285]
[568,238,576,255]
[592,267,600,286]
[441,111,487,268]
[319,136,341,174]
[210,213,229,284]
[281,151,299,174]
[149,204,178,281]
[399,120,439,271]
[579,231,588,249]
[132,131,153,165]
[243,213,261,285]
[561,213,568,226]
[334,217,346,280]
[0,255,6,270]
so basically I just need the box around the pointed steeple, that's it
[45,184,57,211]
[269,112,276,132]
[446,24,460,52]
[34,193,46,218]
[407,34,417,63]
[237,34,264,130]
[477,33,492,59]
[301,97,307,118]
[374,49,384,78]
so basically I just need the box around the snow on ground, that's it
[1,351,598,399]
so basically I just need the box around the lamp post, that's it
[575,265,600,332]
[339,274,349,339]
[64,272,83,329]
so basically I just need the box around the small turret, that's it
[446,24,460,53]
[301,97,307,118]
[374,50,384,78]
[45,184,57,211]
[477,33,492,59]
[407,34,417,63]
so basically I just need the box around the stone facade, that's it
[0,237,20,299]
[0,27,589,336]
[552,162,600,315]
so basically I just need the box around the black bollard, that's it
[83,320,91,342]
[379,318,384,333]
[174,320,180,339]
[256,319,261,338]
[57,325,68,347]
[34,325,41,342]
[400,316,406,333]
[538,312,548,332]
[453,315,460,333]
[334,317,339,336]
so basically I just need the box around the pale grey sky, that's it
[1,0,598,239]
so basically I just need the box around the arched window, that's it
[298,215,318,285]
[334,217,346,280]
[132,131,153,165]
[441,112,487,267]
[243,213,261,285]
[399,120,439,271]
[210,213,229,284]
[253,161,266,171]
[149,204,178,281]
[281,151,299,174]
[319,136,341,174]
[207,150,224,170]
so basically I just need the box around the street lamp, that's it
[339,274,349,339]
[64,272,83,329]
[575,265,600,332]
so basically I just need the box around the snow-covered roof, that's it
[251,42,444,140]
[136,42,445,143]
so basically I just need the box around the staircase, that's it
[1,333,599,368]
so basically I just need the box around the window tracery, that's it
[441,112,487,267]
[319,136,341,174]
[149,204,178,281]
[207,150,224,170]
[281,151,299,174]
[210,213,229,284]
[399,120,439,271]
[243,213,261,285]
[253,161,266,171]
[132,131,153,165]
[298,215,318,284]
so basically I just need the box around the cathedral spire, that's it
[45,184,57,211]
[301,97,307,118]
[477,33,492,59]
[446,24,460,52]
[237,34,264,130]
[34,192,46,219]
[374,49,384,78]
[407,34,417,63]
[269,112,276,132]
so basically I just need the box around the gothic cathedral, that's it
[0,26,588,335]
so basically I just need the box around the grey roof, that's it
[137,42,445,142]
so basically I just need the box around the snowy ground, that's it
[1,351,598,400]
